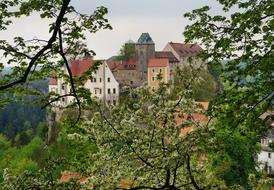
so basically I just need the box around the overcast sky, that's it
[1,0,223,60]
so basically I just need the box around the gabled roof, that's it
[168,42,203,57]
[137,33,154,44]
[148,58,169,67]
[107,58,136,71]
[155,51,179,62]
[70,59,99,77]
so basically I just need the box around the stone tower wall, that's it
[135,43,155,83]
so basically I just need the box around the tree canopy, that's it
[184,0,273,188]
[0,0,112,111]
[116,41,136,61]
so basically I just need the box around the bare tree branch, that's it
[41,93,74,109]
[0,45,32,59]
[58,28,82,126]
[186,154,203,190]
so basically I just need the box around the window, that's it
[107,77,110,82]
[269,152,272,159]
[99,89,102,94]
[160,68,162,73]
[62,84,65,90]
[113,88,116,94]
[113,100,116,106]
[152,76,155,81]
[62,98,65,102]
[99,78,102,82]
[130,81,133,85]
[94,78,96,83]
[95,89,97,94]
[152,69,155,73]
[107,88,111,94]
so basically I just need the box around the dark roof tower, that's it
[137,33,154,44]
[135,33,155,84]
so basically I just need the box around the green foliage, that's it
[184,0,274,188]
[0,80,47,142]
[116,41,136,61]
[0,0,111,184]
[0,0,112,110]
[47,121,98,174]
[172,66,216,101]
[0,161,89,190]
[0,136,43,181]
[71,80,224,189]
[0,120,98,185]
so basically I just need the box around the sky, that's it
[0,0,222,60]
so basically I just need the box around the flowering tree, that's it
[184,0,274,188]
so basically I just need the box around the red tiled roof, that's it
[155,51,178,62]
[148,58,169,67]
[48,74,57,85]
[60,172,95,184]
[107,61,119,71]
[168,42,203,57]
[70,59,98,77]
[174,102,209,135]
[60,172,83,183]
[107,57,136,71]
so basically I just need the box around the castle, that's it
[48,33,204,106]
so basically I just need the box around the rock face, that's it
[46,110,55,144]
[135,33,155,84]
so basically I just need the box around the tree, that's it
[65,66,229,189]
[116,40,136,61]
[172,66,216,102]
[0,0,112,114]
[184,0,273,188]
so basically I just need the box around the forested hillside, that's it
[0,80,47,144]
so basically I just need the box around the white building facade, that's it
[257,112,274,174]
[48,58,119,107]
[163,42,204,67]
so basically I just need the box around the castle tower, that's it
[135,33,155,83]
